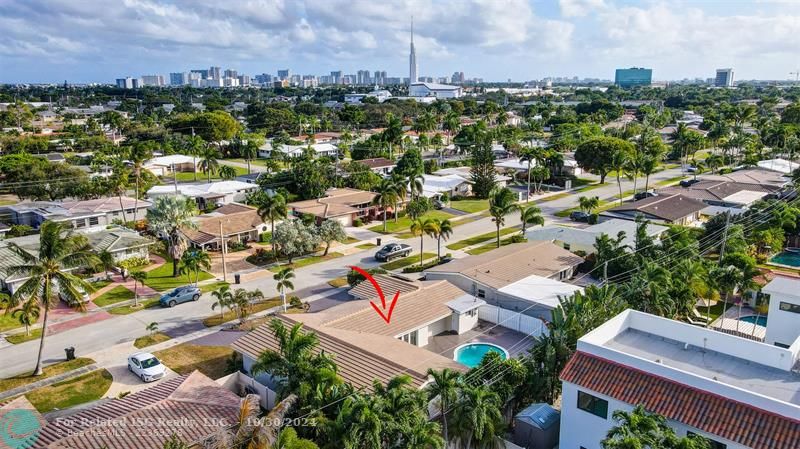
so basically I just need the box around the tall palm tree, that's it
[410,217,436,266]
[147,195,198,277]
[426,368,461,443]
[230,288,260,325]
[451,384,504,449]
[274,267,295,312]
[211,284,232,320]
[187,135,206,182]
[218,165,237,180]
[519,204,544,235]
[578,196,600,214]
[427,219,454,261]
[407,173,425,201]
[611,147,630,204]
[705,153,724,174]
[199,147,221,182]
[518,147,538,202]
[107,162,132,223]
[257,191,288,260]
[179,249,211,285]
[128,142,154,216]
[130,270,147,307]
[241,140,259,174]
[489,187,517,248]
[7,221,98,375]
[12,297,40,337]
[98,250,115,279]
[372,178,399,232]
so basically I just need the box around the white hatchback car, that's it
[127,352,167,382]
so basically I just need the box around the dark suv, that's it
[374,243,413,261]
[569,211,591,222]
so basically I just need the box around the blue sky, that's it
[1,0,799,84]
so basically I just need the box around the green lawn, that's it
[200,281,230,293]
[93,285,135,307]
[575,182,608,193]
[328,277,349,288]
[108,297,161,315]
[6,328,42,345]
[154,344,236,380]
[134,332,172,349]
[356,243,377,250]
[449,199,490,214]
[202,298,282,327]
[380,252,437,271]
[268,252,344,273]
[26,369,112,413]
[142,262,213,291]
[655,175,687,187]
[343,236,360,244]
[537,192,572,202]
[0,357,95,393]
[467,236,527,256]
[447,228,519,250]
[0,314,22,332]
[170,165,249,182]
[368,210,455,234]
[555,199,616,218]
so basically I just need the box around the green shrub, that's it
[588,213,599,225]
[289,296,303,309]
[347,267,387,287]
[7,224,33,238]
[509,234,526,244]
[353,218,364,227]
[119,257,149,271]
[259,232,272,243]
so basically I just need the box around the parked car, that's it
[680,179,700,188]
[58,286,90,305]
[432,198,445,210]
[159,285,201,307]
[374,243,413,261]
[127,352,166,382]
[569,211,591,222]
[633,191,658,201]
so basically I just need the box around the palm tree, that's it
[187,135,205,182]
[6,221,98,375]
[147,196,198,277]
[451,384,503,449]
[410,217,436,266]
[98,250,115,279]
[218,165,237,180]
[611,147,630,204]
[274,267,295,312]
[179,249,211,285]
[408,173,425,201]
[372,178,399,232]
[199,147,221,182]
[705,153,724,174]
[127,142,154,216]
[428,219,454,261]
[489,187,517,248]
[241,140,259,174]
[130,270,147,307]
[426,368,461,443]
[145,321,158,336]
[578,195,600,214]
[519,204,544,235]
[230,288,260,325]
[12,298,40,336]
[257,191,288,260]
[107,163,131,223]
[211,284,232,320]
[519,147,538,202]
[603,405,710,449]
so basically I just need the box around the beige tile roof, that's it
[605,194,706,222]
[329,280,465,337]
[35,371,244,449]
[288,187,377,218]
[425,241,584,289]
[348,274,421,300]
[181,204,265,245]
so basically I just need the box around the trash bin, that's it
[65,347,75,361]
[376,238,382,246]
[234,274,241,284]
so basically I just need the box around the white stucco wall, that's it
[764,291,800,347]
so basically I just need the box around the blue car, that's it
[159,285,201,307]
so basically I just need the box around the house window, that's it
[126,209,134,215]
[577,391,608,419]
[89,217,99,226]
[75,219,86,228]
[775,342,790,349]
[563,243,571,251]
[477,289,486,299]
[778,301,800,314]
[467,309,477,317]
[687,432,727,449]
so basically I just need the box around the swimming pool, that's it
[769,250,800,268]
[454,343,509,368]
[739,315,768,326]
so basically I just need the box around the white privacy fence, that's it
[478,305,548,338]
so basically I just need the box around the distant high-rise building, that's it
[451,71,465,84]
[277,69,290,81]
[409,18,418,84]
[116,77,136,89]
[254,73,272,84]
[224,69,238,79]
[715,68,734,87]
[330,71,343,84]
[191,69,209,79]
[169,72,189,86]
[357,70,371,85]
[614,67,652,88]
[140,75,165,87]
[209,66,222,80]
[237,75,251,86]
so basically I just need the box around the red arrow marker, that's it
[349,266,400,324]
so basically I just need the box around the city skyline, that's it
[2,0,800,84]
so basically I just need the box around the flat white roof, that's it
[148,181,257,197]
[757,158,799,174]
[721,189,767,205]
[446,294,487,314]
[146,154,195,166]
[497,274,583,308]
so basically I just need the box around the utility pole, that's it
[603,261,608,284]
[172,163,178,194]
[219,220,228,282]
[718,212,732,263]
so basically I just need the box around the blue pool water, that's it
[769,251,800,268]
[739,315,768,326]
[454,343,508,368]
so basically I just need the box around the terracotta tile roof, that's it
[330,280,465,337]
[348,274,421,300]
[232,315,433,390]
[426,241,584,289]
[181,204,265,245]
[604,194,706,222]
[560,351,800,449]
[34,371,244,449]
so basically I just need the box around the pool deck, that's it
[423,319,537,360]
[709,305,766,341]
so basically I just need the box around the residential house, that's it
[756,158,800,175]
[0,226,152,292]
[181,203,268,250]
[657,180,779,214]
[357,157,396,176]
[15,371,250,449]
[287,187,379,226]
[525,219,668,255]
[601,194,706,225]
[761,276,800,348]
[3,196,151,229]
[421,173,473,198]
[147,181,259,209]
[257,141,339,159]
[425,241,584,320]
[704,167,792,189]
[559,309,800,449]
[144,154,197,176]
[432,167,511,189]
